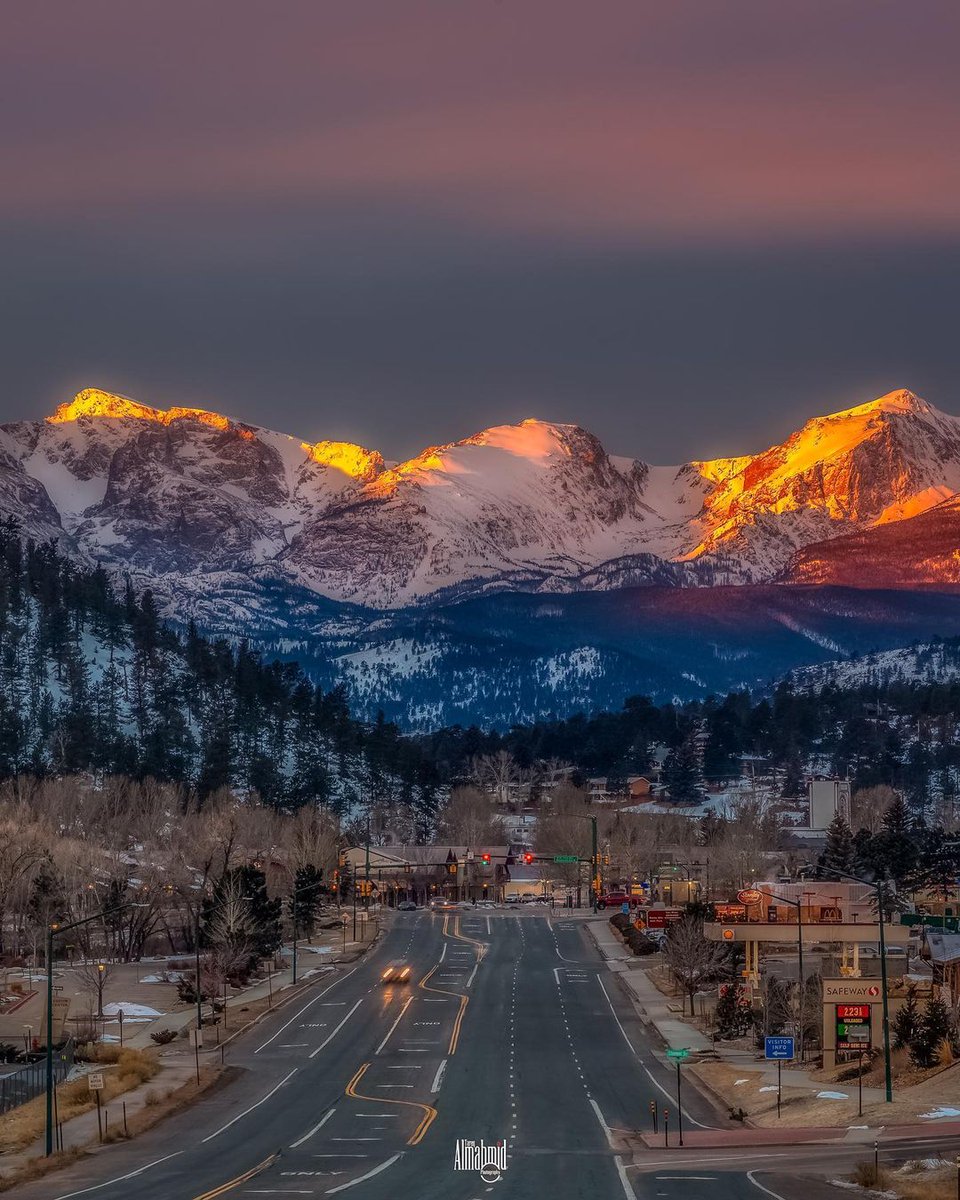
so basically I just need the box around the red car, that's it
[597,891,633,909]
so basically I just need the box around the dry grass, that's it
[0,1047,159,1153]
[0,1146,87,1194]
[847,1159,955,1200]
[0,1066,227,1193]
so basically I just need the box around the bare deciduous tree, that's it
[662,916,728,1015]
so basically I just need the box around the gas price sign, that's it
[835,1003,871,1052]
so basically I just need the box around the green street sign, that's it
[553,855,579,864]
[666,1048,690,1060]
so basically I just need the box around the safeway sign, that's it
[823,979,883,1002]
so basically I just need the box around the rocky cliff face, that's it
[0,386,958,619]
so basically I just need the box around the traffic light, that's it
[604,853,610,866]
[523,853,534,865]
[481,853,491,864]
[448,862,458,875]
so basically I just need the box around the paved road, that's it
[16,911,960,1200]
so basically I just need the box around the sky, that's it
[2,0,960,464]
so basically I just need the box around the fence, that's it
[0,1040,74,1115]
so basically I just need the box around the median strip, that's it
[345,1063,438,1146]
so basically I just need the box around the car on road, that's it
[504,895,520,905]
[396,900,417,911]
[597,891,631,909]
[381,963,412,984]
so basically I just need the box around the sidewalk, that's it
[587,918,712,1053]
[123,934,373,1049]
[0,930,385,1184]
[587,918,890,1102]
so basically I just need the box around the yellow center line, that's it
[450,914,488,963]
[191,1151,279,1199]
[345,1061,438,1146]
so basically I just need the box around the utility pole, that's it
[46,905,133,1156]
[834,869,894,1102]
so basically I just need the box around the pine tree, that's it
[663,732,703,804]
[892,987,920,1050]
[289,866,324,938]
[909,995,951,1069]
[715,981,751,1039]
[818,813,854,879]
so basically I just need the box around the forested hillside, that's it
[0,523,440,831]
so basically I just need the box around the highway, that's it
[16,911,955,1200]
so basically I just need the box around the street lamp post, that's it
[748,886,805,1061]
[292,877,328,985]
[832,869,894,1103]
[46,905,132,1156]
[569,815,600,910]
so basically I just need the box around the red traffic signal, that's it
[523,853,534,864]
[481,853,491,864]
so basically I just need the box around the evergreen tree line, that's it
[422,677,960,812]
[6,521,960,827]
[818,793,960,896]
[0,524,439,828]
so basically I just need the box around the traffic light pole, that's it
[591,816,599,911]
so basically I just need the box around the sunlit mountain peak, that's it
[304,440,385,481]
[821,388,933,422]
[49,388,164,424]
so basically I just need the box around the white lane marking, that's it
[589,1097,614,1148]
[596,975,708,1128]
[633,1154,790,1168]
[202,1069,298,1141]
[52,1152,183,1200]
[487,916,492,935]
[255,967,358,1053]
[465,961,479,988]
[278,1043,310,1048]
[615,1154,639,1200]
[656,1177,719,1181]
[376,995,413,1054]
[377,1084,414,1088]
[325,1152,403,1194]
[310,999,364,1058]
[747,1170,790,1200]
[430,1058,447,1093]
[290,1106,336,1148]
[440,942,447,962]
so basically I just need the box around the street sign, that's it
[764,1036,795,1060]
[621,901,631,916]
[665,1048,690,1060]
[87,1072,104,1091]
[836,1003,871,1052]
[553,855,579,864]
[189,1029,203,1048]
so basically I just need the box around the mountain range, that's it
[2,385,960,725]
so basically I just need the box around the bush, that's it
[853,1161,883,1188]
[150,1029,177,1045]
[609,913,632,932]
[623,928,658,956]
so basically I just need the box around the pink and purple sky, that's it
[2,0,959,460]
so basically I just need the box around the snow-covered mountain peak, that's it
[49,388,165,424]
[828,388,933,421]
[304,440,385,482]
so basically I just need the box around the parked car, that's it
[397,900,417,911]
[597,892,631,910]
